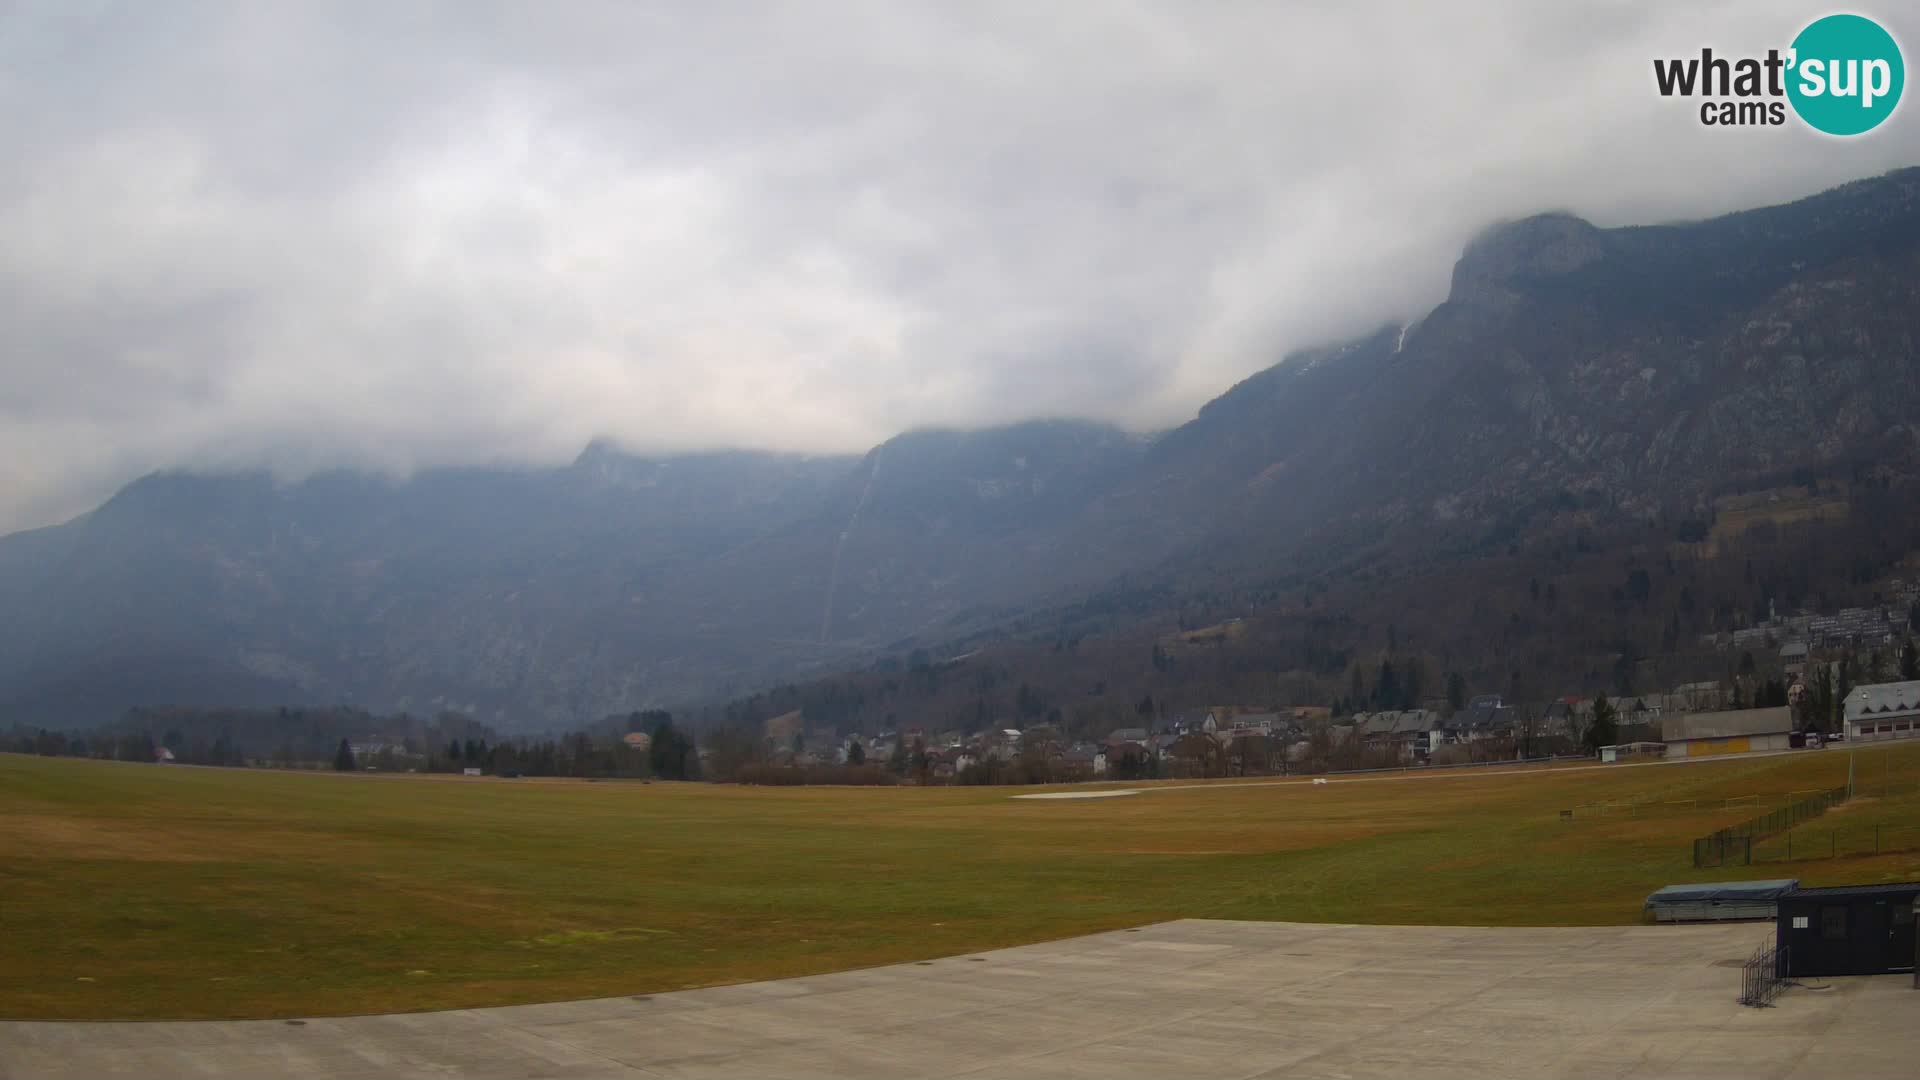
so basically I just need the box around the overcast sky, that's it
[2,1,1916,534]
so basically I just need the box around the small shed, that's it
[1775,881,1920,977]
[1644,879,1799,922]
[1599,741,1666,763]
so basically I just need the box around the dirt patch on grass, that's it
[0,815,221,862]
[511,927,675,947]
[0,812,381,866]
[1078,821,1386,857]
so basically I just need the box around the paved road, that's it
[2,920,1909,1078]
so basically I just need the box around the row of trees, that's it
[10,708,703,782]
[3,728,173,763]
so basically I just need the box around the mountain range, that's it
[7,167,1920,728]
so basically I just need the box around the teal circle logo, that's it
[1787,14,1904,135]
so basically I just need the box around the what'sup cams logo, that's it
[1654,13,1904,134]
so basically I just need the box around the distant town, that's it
[10,586,1918,787]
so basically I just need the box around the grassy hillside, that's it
[3,746,1918,1020]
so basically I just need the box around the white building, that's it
[1843,681,1920,744]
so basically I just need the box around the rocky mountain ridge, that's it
[6,167,1919,727]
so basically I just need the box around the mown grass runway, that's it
[3,745,1918,1019]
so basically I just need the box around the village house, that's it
[1055,745,1106,779]
[1392,709,1444,757]
[1222,712,1283,738]
[1779,640,1810,675]
[979,728,1023,761]
[1165,710,1209,735]
[1102,738,1152,775]
[1843,680,1920,744]
[1665,681,1727,714]
[1356,712,1399,750]
[1540,699,1580,739]
[1453,700,1514,742]
[1169,731,1223,775]
[1204,705,1256,731]
[1610,696,1662,719]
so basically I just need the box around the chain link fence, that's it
[1691,784,1850,867]
[1752,821,1920,862]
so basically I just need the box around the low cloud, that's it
[2,1,1915,532]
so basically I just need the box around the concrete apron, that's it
[1,920,1910,1079]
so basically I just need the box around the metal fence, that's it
[1751,822,1920,863]
[1569,793,1782,821]
[1738,940,1789,1007]
[1691,784,1850,867]
[1694,833,1751,867]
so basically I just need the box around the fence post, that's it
[1832,830,1836,859]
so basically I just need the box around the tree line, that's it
[5,706,702,781]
